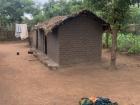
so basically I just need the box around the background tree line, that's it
[0,0,140,27]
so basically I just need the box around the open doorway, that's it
[36,30,38,49]
[40,29,47,55]
[44,36,47,55]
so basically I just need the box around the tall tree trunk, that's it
[106,32,109,48]
[110,29,118,68]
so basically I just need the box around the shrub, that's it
[102,33,140,54]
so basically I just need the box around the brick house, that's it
[31,10,109,67]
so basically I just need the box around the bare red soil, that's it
[0,41,140,105]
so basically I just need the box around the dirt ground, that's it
[0,41,140,105]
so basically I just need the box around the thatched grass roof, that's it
[36,10,110,34]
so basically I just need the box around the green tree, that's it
[43,0,83,19]
[83,0,138,68]
[129,6,140,24]
[0,0,36,26]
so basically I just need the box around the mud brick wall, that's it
[29,30,36,48]
[47,32,59,63]
[58,16,103,66]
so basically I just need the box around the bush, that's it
[102,33,140,54]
